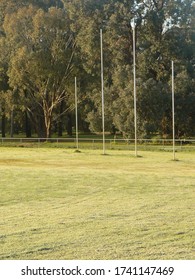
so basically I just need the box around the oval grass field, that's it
[0,147,194,259]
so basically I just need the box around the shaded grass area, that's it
[1,138,195,152]
[0,148,194,260]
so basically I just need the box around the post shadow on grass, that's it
[130,153,143,158]
[101,152,109,156]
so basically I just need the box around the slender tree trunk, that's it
[25,106,46,138]
[38,115,47,138]
[35,112,47,139]
[66,113,72,136]
[42,100,52,139]
[45,119,51,139]
[58,121,63,137]
[58,100,64,137]
[10,109,14,138]
[25,111,32,138]
[2,107,6,138]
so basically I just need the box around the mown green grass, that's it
[0,147,194,260]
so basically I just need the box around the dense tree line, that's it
[0,0,195,138]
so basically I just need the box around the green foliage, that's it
[0,0,195,138]
[3,5,76,137]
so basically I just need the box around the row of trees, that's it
[0,0,195,138]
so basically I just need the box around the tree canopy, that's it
[0,0,195,138]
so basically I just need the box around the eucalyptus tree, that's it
[106,0,195,138]
[0,0,194,138]
[4,6,76,138]
[0,0,66,137]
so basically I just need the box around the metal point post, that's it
[131,19,137,157]
[172,61,175,160]
[100,29,105,155]
[75,77,79,150]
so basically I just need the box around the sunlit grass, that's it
[0,147,194,259]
